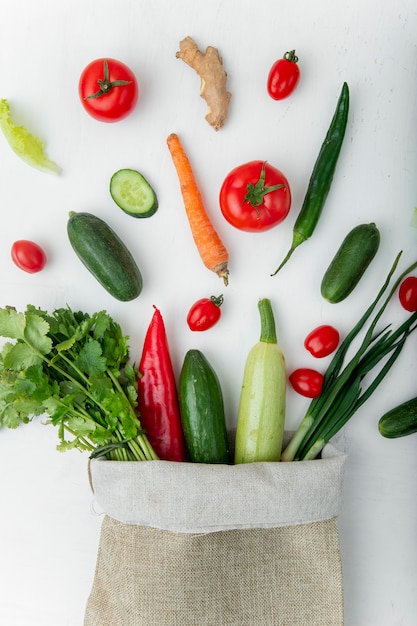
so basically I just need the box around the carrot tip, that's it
[215,266,229,286]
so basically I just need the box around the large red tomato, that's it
[78,58,138,122]
[219,160,291,232]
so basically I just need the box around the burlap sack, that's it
[84,442,346,626]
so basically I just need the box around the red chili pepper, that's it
[137,306,186,461]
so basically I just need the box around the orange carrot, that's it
[167,132,229,285]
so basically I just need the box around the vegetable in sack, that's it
[110,168,158,218]
[136,306,186,461]
[67,211,143,301]
[167,132,230,285]
[378,397,417,439]
[0,305,158,461]
[0,99,60,174]
[267,50,300,101]
[234,298,286,463]
[187,295,223,331]
[321,223,380,303]
[178,349,230,463]
[219,161,291,232]
[281,253,417,461]
[78,58,138,122]
[11,240,47,274]
[272,82,349,275]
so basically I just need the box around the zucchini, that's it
[178,349,230,464]
[110,168,158,218]
[378,397,417,438]
[67,211,143,301]
[234,298,286,464]
[321,222,380,303]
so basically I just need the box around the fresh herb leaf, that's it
[0,307,26,340]
[0,304,158,461]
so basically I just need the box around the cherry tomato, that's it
[267,50,300,100]
[398,276,417,312]
[219,160,291,232]
[304,325,340,358]
[187,295,223,331]
[78,58,138,122]
[289,368,324,398]
[11,240,47,274]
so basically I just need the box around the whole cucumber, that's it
[378,397,417,439]
[179,349,230,464]
[321,222,380,303]
[67,211,143,301]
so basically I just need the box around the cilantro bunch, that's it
[0,305,158,461]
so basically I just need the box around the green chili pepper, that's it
[271,82,350,275]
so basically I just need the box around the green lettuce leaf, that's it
[0,98,61,174]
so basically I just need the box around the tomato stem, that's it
[85,60,132,100]
[244,161,284,214]
[283,50,299,63]
[210,294,224,308]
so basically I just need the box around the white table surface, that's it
[0,0,416,624]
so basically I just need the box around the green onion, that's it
[281,251,417,461]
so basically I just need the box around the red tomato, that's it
[267,50,300,100]
[187,295,223,331]
[219,160,291,232]
[398,276,417,312]
[79,58,138,122]
[11,240,47,273]
[304,325,340,358]
[289,368,324,398]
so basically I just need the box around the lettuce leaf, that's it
[0,98,61,174]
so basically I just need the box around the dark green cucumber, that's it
[321,222,380,303]
[179,349,230,464]
[67,211,143,301]
[378,397,417,438]
[110,168,158,218]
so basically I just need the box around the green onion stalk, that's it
[281,252,417,461]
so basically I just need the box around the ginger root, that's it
[176,36,231,131]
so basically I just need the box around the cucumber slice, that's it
[110,168,158,218]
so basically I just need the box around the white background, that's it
[0,0,416,624]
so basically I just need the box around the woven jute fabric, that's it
[84,516,344,626]
[84,441,346,626]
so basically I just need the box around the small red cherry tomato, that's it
[219,160,291,232]
[267,50,300,100]
[398,276,417,312]
[187,295,223,331]
[304,325,340,358]
[11,240,47,273]
[289,368,324,398]
[78,58,138,122]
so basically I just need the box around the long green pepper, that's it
[272,82,350,275]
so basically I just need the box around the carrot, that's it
[167,132,229,285]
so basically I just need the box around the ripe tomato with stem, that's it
[79,58,138,122]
